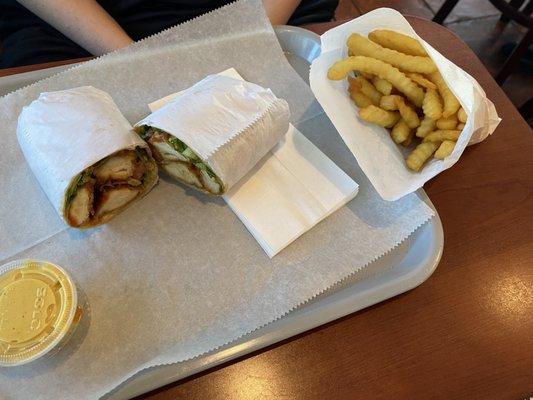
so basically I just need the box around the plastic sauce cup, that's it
[0,259,82,367]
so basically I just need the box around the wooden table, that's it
[3,16,531,400]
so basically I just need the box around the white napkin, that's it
[149,69,359,257]
[310,8,501,201]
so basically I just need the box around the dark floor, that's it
[334,0,532,121]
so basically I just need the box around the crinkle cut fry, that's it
[328,56,425,107]
[347,33,436,74]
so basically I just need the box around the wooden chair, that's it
[433,0,532,119]
[433,0,532,85]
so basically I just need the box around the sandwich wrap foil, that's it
[135,74,290,192]
[17,86,157,226]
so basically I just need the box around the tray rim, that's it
[106,190,442,399]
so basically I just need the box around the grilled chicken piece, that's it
[126,178,143,187]
[131,162,146,180]
[94,152,138,183]
[95,186,140,217]
[200,170,222,194]
[67,183,94,227]
[163,162,203,189]
[149,139,187,162]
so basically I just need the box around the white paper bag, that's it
[310,8,501,201]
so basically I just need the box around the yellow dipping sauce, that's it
[0,259,80,366]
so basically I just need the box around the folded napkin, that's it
[148,69,359,257]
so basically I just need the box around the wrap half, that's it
[135,75,290,195]
[17,86,158,228]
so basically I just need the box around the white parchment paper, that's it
[17,86,153,223]
[136,74,290,190]
[0,1,434,398]
[310,8,501,201]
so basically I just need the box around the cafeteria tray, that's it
[0,25,443,399]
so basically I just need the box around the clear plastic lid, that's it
[0,259,80,366]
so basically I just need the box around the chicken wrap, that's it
[135,75,290,195]
[17,86,158,228]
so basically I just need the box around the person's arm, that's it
[17,0,133,55]
[17,0,301,56]
[262,0,302,25]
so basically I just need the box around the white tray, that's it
[0,26,443,399]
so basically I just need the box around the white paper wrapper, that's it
[136,74,290,191]
[149,68,359,258]
[17,86,154,225]
[310,8,501,201]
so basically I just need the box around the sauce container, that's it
[0,259,82,366]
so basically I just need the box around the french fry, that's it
[428,70,460,117]
[328,56,425,107]
[349,90,373,108]
[416,117,436,138]
[350,91,373,108]
[457,107,467,123]
[348,77,373,107]
[358,71,374,79]
[422,88,443,120]
[406,73,437,90]
[372,76,393,95]
[328,30,467,173]
[391,119,411,144]
[347,33,437,74]
[434,140,456,159]
[379,94,403,110]
[436,115,458,130]
[379,95,419,128]
[359,105,400,127]
[355,76,382,106]
[396,97,420,129]
[406,142,439,171]
[368,29,427,57]
[402,129,415,147]
[348,75,358,89]
[423,129,461,142]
